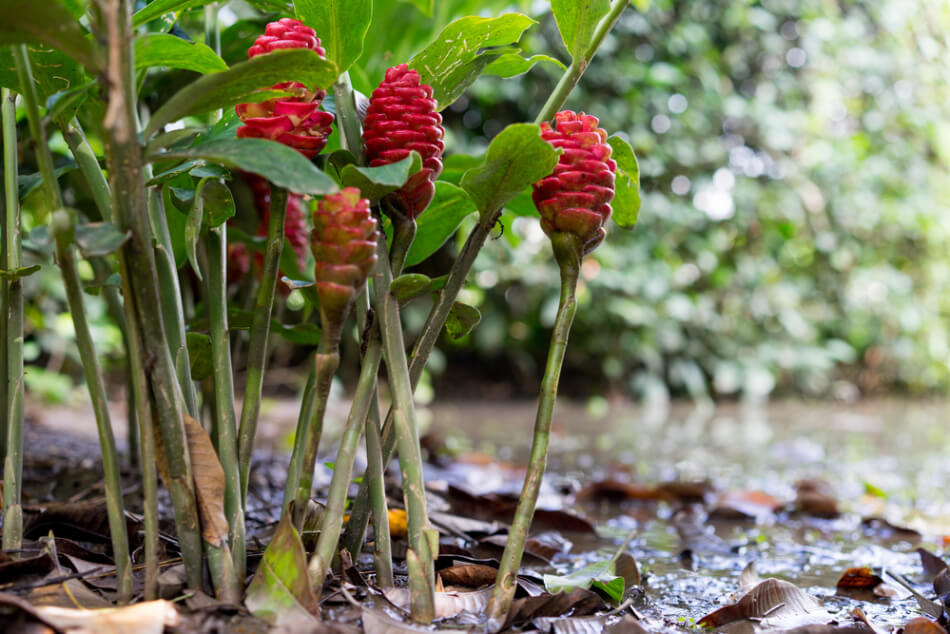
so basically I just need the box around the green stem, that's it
[52,210,133,601]
[307,310,381,586]
[282,359,316,510]
[333,72,363,164]
[290,340,341,526]
[1,84,23,552]
[486,234,581,627]
[534,0,629,125]
[204,225,246,580]
[237,186,287,501]
[98,0,204,590]
[372,233,435,623]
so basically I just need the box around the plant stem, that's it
[99,0,204,589]
[307,308,381,586]
[290,339,341,526]
[372,232,435,623]
[333,72,363,164]
[204,225,246,580]
[534,0,628,125]
[1,84,23,552]
[282,359,316,510]
[486,234,581,627]
[237,186,287,501]
[52,210,133,601]
[343,210,499,555]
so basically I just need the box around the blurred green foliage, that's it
[422,0,950,401]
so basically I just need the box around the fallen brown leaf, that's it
[836,567,884,589]
[903,616,949,633]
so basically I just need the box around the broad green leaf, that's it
[132,0,215,27]
[0,264,41,280]
[403,0,432,17]
[74,222,130,257]
[295,0,372,74]
[389,273,447,303]
[630,0,651,10]
[18,165,77,199]
[551,0,611,62]
[504,189,537,218]
[186,332,213,381]
[135,34,228,74]
[246,513,319,626]
[0,0,99,70]
[484,53,566,78]
[544,559,626,604]
[45,80,95,124]
[410,14,536,109]
[606,136,640,228]
[439,154,481,185]
[445,301,480,340]
[198,179,236,228]
[144,48,337,138]
[339,152,421,202]
[185,192,204,278]
[459,123,559,217]
[405,181,477,267]
[154,138,338,195]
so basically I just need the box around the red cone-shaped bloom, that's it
[362,63,444,219]
[533,111,616,255]
[311,188,378,321]
[236,19,333,158]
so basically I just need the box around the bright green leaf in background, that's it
[403,0,433,17]
[551,0,611,61]
[445,301,481,340]
[484,53,566,78]
[143,49,337,137]
[74,223,131,258]
[410,13,537,109]
[0,0,99,71]
[155,138,338,196]
[460,123,559,218]
[544,558,625,604]
[405,182,478,267]
[132,0,216,27]
[390,273,447,303]
[135,34,228,74]
[340,152,421,202]
[606,136,640,229]
[295,0,372,74]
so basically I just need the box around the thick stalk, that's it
[307,313,382,586]
[237,186,287,500]
[99,0,204,589]
[533,0,628,125]
[204,226,246,580]
[1,84,23,551]
[149,188,199,417]
[485,235,581,627]
[290,338,341,527]
[373,233,435,623]
[333,72,363,163]
[52,211,133,600]
[282,359,317,510]
[343,211,498,554]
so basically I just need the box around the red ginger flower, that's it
[533,111,617,255]
[236,18,334,159]
[311,188,378,320]
[362,63,444,219]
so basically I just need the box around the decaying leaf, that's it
[438,562,498,588]
[836,567,884,589]
[34,600,180,634]
[903,616,949,633]
[712,490,783,521]
[794,479,840,518]
[699,577,831,630]
[182,414,229,546]
[245,513,319,627]
[503,589,605,630]
[383,586,493,619]
[917,548,948,579]
[361,606,459,634]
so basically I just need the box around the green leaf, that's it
[144,48,337,138]
[445,301,480,340]
[405,181,477,267]
[198,179,236,228]
[389,273,447,303]
[134,34,228,74]
[410,13,537,109]
[403,0,432,17]
[154,138,338,195]
[245,513,320,626]
[339,152,421,202]
[0,0,99,71]
[484,53,566,78]
[0,264,41,280]
[18,164,76,199]
[606,136,640,228]
[459,123,559,217]
[132,0,215,27]
[630,0,650,11]
[295,0,372,74]
[45,80,95,124]
[544,559,625,604]
[551,0,611,62]
[74,222,130,257]
[186,332,213,381]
